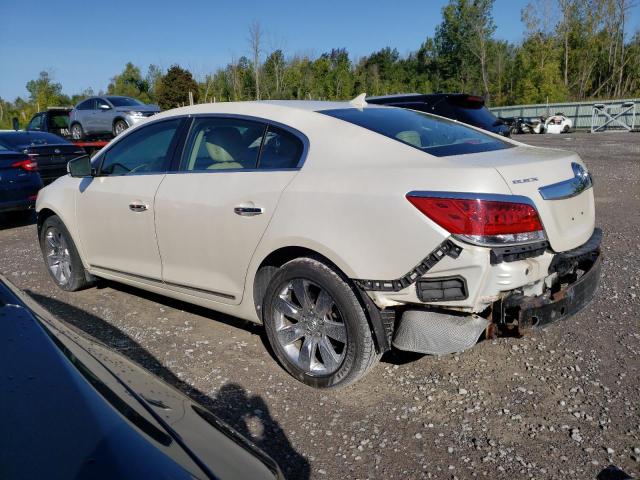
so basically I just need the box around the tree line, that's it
[1,0,638,129]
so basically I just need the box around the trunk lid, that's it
[484,145,595,252]
[25,144,85,184]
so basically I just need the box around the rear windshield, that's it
[321,107,510,157]
[49,112,70,128]
[448,97,502,129]
[107,97,143,107]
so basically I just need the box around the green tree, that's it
[155,65,199,110]
[107,62,151,102]
[26,71,64,110]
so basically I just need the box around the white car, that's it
[36,97,601,388]
[544,114,573,134]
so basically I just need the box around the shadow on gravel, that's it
[26,291,310,480]
[0,211,36,231]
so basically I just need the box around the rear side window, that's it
[181,117,266,171]
[321,107,510,157]
[99,119,181,175]
[258,125,304,169]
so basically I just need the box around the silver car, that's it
[69,96,160,140]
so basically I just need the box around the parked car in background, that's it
[0,140,42,219]
[0,131,84,185]
[37,99,600,389]
[501,116,546,135]
[0,274,283,480]
[26,107,72,138]
[69,96,160,140]
[366,93,511,136]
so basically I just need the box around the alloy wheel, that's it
[44,227,72,286]
[273,278,347,375]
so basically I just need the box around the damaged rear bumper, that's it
[503,249,602,330]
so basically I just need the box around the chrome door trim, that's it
[538,162,593,200]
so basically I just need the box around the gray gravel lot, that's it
[1,131,638,479]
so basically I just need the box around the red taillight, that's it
[407,195,544,241]
[11,159,38,171]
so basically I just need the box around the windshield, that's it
[321,107,511,157]
[107,97,144,107]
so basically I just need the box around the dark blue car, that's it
[0,140,42,217]
[0,131,85,186]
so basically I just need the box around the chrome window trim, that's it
[538,162,593,200]
[406,190,548,247]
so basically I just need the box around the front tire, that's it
[70,123,85,140]
[262,257,379,389]
[113,119,128,136]
[39,215,93,291]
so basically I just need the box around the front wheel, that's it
[113,119,129,136]
[39,215,93,291]
[262,257,379,388]
[70,123,85,140]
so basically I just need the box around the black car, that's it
[0,141,43,217]
[0,131,85,185]
[366,93,511,136]
[26,107,73,139]
[0,275,283,480]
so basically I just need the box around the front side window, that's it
[77,99,94,110]
[321,107,511,157]
[258,125,304,169]
[28,114,44,131]
[96,98,111,110]
[181,118,265,171]
[99,119,181,176]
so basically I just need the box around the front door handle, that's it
[129,202,148,212]
[234,206,264,216]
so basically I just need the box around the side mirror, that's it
[12,117,19,130]
[67,155,93,177]
[99,104,111,110]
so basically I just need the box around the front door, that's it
[76,118,183,280]
[154,116,305,304]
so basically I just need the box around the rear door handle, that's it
[234,206,264,216]
[129,202,148,212]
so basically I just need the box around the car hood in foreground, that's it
[0,276,281,480]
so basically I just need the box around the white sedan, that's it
[36,97,601,388]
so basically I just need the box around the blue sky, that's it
[1,0,638,100]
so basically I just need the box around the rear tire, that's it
[70,123,85,140]
[262,257,379,389]
[39,215,93,291]
[113,119,129,137]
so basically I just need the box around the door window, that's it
[181,117,266,171]
[76,99,94,110]
[99,119,181,176]
[258,125,304,169]
[28,114,44,131]
[96,98,111,110]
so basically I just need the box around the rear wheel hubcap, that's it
[273,279,347,376]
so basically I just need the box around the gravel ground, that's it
[1,131,638,479]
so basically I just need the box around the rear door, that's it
[76,118,184,280]
[154,116,304,304]
[75,99,95,133]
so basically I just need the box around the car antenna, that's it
[349,93,367,110]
